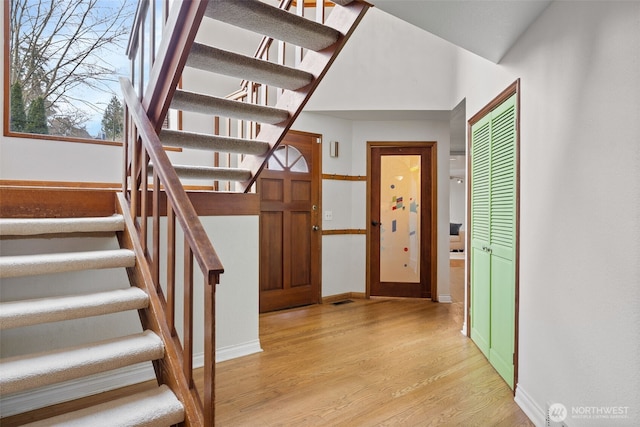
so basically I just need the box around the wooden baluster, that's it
[130,132,140,221]
[167,203,176,335]
[203,275,215,425]
[123,109,130,193]
[213,117,220,191]
[316,0,325,23]
[138,21,145,99]
[152,170,160,287]
[183,241,194,387]
[150,0,156,65]
[140,150,149,254]
[296,0,304,66]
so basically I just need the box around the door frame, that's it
[258,129,322,312]
[366,141,438,301]
[466,80,521,392]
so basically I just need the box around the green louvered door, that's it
[470,93,517,389]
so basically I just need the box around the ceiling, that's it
[370,0,553,64]
[307,1,553,154]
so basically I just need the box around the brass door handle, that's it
[312,225,320,231]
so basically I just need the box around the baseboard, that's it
[216,339,263,363]
[322,292,366,304]
[515,384,546,427]
[1,340,263,417]
[438,294,453,303]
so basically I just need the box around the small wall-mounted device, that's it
[330,140,339,158]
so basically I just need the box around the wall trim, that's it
[322,229,366,235]
[1,341,263,417]
[322,292,366,304]
[514,385,546,427]
[215,339,263,363]
[438,294,452,303]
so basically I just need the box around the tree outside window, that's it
[7,0,136,141]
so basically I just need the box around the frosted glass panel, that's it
[380,155,420,282]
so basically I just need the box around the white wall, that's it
[307,7,458,112]
[0,136,122,183]
[455,1,640,425]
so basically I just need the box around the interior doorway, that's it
[367,142,438,299]
[258,130,322,313]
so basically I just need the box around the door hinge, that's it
[316,138,322,144]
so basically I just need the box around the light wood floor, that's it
[3,296,532,426]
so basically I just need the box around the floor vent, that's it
[332,299,354,306]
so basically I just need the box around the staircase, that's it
[125,0,369,192]
[0,212,184,426]
[1,0,368,425]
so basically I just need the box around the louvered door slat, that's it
[471,116,492,246]
[490,98,516,253]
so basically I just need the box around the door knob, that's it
[312,225,320,231]
[371,221,381,226]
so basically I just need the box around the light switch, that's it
[324,211,333,221]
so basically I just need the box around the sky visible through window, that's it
[8,0,138,141]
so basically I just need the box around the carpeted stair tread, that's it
[160,129,270,155]
[0,287,149,330]
[188,43,314,91]
[22,384,184,427]
[0,215,124,237]
[172,90,289,124]
[0,330,164,395]
[206,0,341,52]
[150,163,253,182]
[0,249,136,279]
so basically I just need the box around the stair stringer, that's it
[238,1,370,191]
[115,193,204,427]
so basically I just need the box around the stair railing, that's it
[123,1,218,425]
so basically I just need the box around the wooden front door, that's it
[368,143,438,299]
[258,130,321,313]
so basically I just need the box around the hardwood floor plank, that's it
[215,298,532,426]
[2,298,532,426]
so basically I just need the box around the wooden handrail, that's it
[122,77,224,278]
[122,75,220,425]
[126,0,150,60]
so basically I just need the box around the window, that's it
[4,0,136,143]
[267,145,309,173]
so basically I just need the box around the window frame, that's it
[2,0,123,147]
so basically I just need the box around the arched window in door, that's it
[268,145,309,173]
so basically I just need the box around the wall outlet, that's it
[324,211,333,221]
